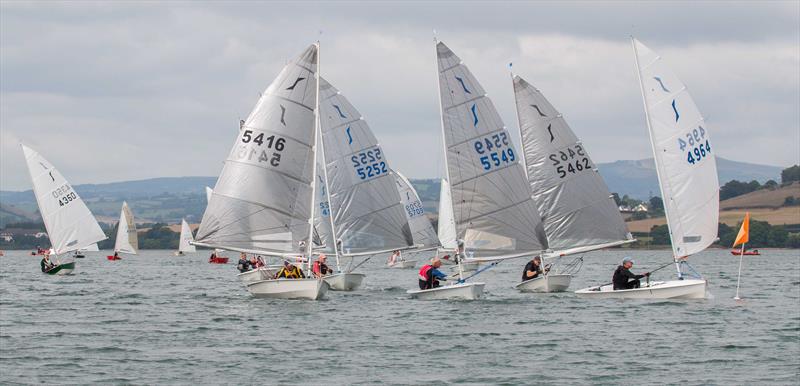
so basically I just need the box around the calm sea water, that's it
[1,248,798,385]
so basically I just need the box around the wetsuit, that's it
[276,265,306,279]
[418,264,447,290]
[522,260,542,281]
[40,258,52,273]
[613,265,645,290]
[237,258,250,273]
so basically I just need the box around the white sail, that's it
[312,162,335,253]
[394,171,439,248]
[79,243,99,252]
[435,41,548,258]
[114,201,138,255]
[513,75,633,255]
[195,44,319,255]
[317,77,413,255]
[205,186,213,203]
[21,144,106,255]
[178,219,196,253]
[436,178,458,250]
[632,38,719,258]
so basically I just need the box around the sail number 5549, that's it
[474,133,515,171]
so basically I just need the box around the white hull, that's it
[574,279,707,300]
[237,267,275,284]
[55,267,74,275]
[515,274,572,293]
[324,272,366,291]
[449,261,480,273]
[407,282,485,300]
[388,259,417,269]
[246,278,329,300]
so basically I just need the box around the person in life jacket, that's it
[522,256,548,282]
[418,257,448,290]
[40,252,55,273]
[312,254,333,278]
[612,257,649,290]
[275,260,306,279]
[237,253,250,273]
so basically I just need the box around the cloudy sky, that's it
[1,0,798,191]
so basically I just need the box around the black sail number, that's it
[237,129,286,167]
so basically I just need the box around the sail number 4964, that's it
[678,126,711,165]
[235,130,285,167]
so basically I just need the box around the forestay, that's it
[435,41,548,258]
[179,219,196,253]
[394,171,439,248]
[317,77,413,255]
[633,38,719,258]
[114,201,138,254]
[513,76,632,255]
[21,144,106,255]
[195,44,319,255]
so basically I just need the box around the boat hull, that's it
[388,259,418,269]
[574,279,707,300]
[730,250,759,256]
[515,274,572,293]
[46,261,75,276]
[237,267,275,284]
[246,278,329,300]
[407,282,485,300]
[106,255,121,261]
[324,273,365,291]
[209,257,229,264]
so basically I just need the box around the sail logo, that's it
[280,105,287,126]
[346,126,353,144]
[671,100,680,122]
[455,76,471,94]
[286,77,306,90]
[333,104,347,118]
[547,124,555,142]
[653,76,670,92]
[530,104,547,117]
[470,104,479,127]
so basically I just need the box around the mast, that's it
[433,36,463,281]
[631,36,682,278]
[509,65,531,183]
[305,41,321,274]
[316,82,343,274]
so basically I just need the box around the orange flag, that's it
[733,212,750,247]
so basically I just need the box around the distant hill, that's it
[597,157,783,199]
[719,182,800,210]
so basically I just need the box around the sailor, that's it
[237,253,250,273]
[249,255,259,269]
[40,252,54,273]
[388,250,400,265]
[418,257,448,290]
[113,251,119,259]
[312,254,333,278]
[522,256,545,282]
[254,256,265,268]
[208,251,216,262]
[612,257,650,290]
[275,260,306,279]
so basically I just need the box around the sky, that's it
[1,0,798,191]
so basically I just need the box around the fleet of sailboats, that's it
[19,37,727,302]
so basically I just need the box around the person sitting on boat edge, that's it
[418,257,448,290]
[388,250,400,266]
[522,256,547,282]
[237,253,250,273]
[40,252,55,273]
[113,251,119,259]
[612,257,649,290]
[254,256,265,268]
[275,260,306,279]
[312,254,333,278]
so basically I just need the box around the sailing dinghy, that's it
[575,38,718,300]
[21,144,107,275]
[174,219,196,256]
[108,201,138,260]
[512,75,634,292]
[74,243,99,258]
[407,41,549,300]
[194,44,329,300]
[387,171,439,269]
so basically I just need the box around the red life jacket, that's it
[419,264,433,281]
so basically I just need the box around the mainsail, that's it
[513,75,633,256]
[205,186,213,203]
[436,178,458,250]
[317,77,413,255]
[312,162,335,253]
[178,219,196,253]
[435,41,547,258]
[394,171,439,248]
[114,201,138,255]
[21,144,106,255]
[195,44,319,255]
[632,38,719,258]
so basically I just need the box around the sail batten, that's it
[435,41,548,257]
[513,75,632,253]
[195,44,319,254]
[632,38,719,258]
[21,144,107,255]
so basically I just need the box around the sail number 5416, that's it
[236,130,285,167]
